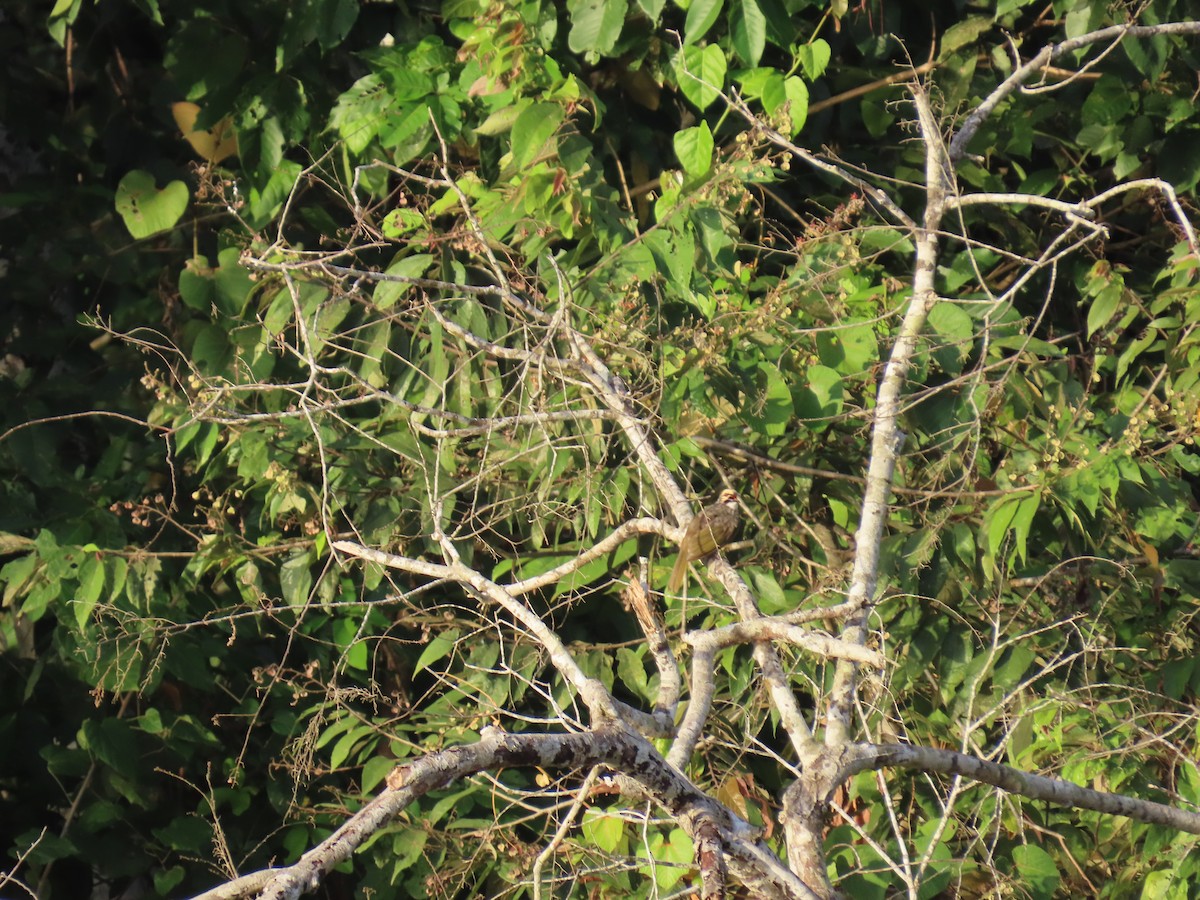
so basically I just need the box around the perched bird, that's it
[668,489,740,593]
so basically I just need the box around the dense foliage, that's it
[3,0,1200,897]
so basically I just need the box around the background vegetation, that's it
[3,0,1200,897]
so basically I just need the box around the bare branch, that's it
[190,726,813,900]
[825,82,945,748]
[949,22,1200,161]
[845,743,1200,834]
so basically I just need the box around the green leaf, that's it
[1009,492,1041,565]
[329,726,370,770]
[938,16,992,59]
[382,208,426,238]
[928,301,973,373]
[645,228,695,290]
[75,554,105,628]
[1082,75,1133,127]
[333,616,368,670]
[794,364,843,421]
[567,0,628,56]
[582,808,625,853]
[648,828,693,890]
[796,39,831,80]
[191,325,233,374]
[214,247,255,316]
[729,0,766,66]
[1086,279,1124,337]
[816,320,878,375]
[747,362,793,436]
[279,553,313,607]
[860,95,893,138]
[389,827,430,876]
[781,76,809,135]
[684,0,723,44]
[114,170,189,239]
[984,496,1023,569]
[380,103,434,163]
[674,121,714,177]
[511,102,565,169]
[329,74,388,154]
[179,257,216,311]
[361,755,394,793]
[675,44,727,111]
[47,0,83,44]
[1012,844,1059,899]
[1,548,37,599]
[475,103,524,136]
[414,629,459,674]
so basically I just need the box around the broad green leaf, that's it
[647,828,692,890]
[567,0,628,56]
[374,253,434,309]
[794,364,843,421]
[684,0,723,44]
[674,121,714,177]
[75,555,105,628]
[816,320,878,376]
[1086,279,1124,337]
[938,16,992,58]
[246,160,303,227]
[389,827,430,876]
[414,629,460,674]
[729,0,766,66]
[279,553,313,607]
[191,325,233,374]
[928,301,973,373]
[381,208,426,238]
[675,44,727,112]
[1012,844,1059,899]
[361,755,394,793]
[475,103,524,136]
[179,256,216,312]
[333,616,368,670]
[379,103,433,163]
[747,363,793,436]
[115,170,189,239]
[330,726,372,770]
[582,809,625,853]
[47,0,83,44]
[329,74,388,154]
[1082,75,1133,127]
[984,496,1023,569]
[781,75,808,135]
[796,39,831,80]
[511,102,565,169]
[860,94,893,138]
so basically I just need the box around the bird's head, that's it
[717,489,739,506]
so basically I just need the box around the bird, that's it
[668,489,740,593]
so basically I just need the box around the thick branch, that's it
[189,726,811,900]
[824,84,947,747]
[845,743,1200,834]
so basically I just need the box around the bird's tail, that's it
[668,554,688,594]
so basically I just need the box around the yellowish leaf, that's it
[172,102,238,163]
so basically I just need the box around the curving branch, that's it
[843,743,1200,834]
[333,540,663,733]
[189,726,811,900]
[949,22,1200,162]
